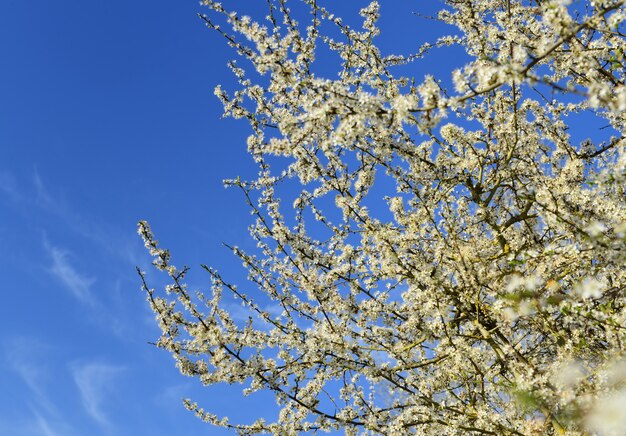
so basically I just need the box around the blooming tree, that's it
[138,0,626,434]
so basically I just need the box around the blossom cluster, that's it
[139,1,626,434]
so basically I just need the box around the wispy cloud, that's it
[3,169,146,338]
[0,412,66,436]
[2,336,74,436]
[72,362,125,427]
[0,170,19,200]
[44,240,95,305]
[4,169,142,266]
[33,411,62,436]
[153,382,193,409]
[42,238,138,340]
[4,336,56,414]
[33,169,59,212]
[33,170,142,266]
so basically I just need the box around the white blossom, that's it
[586,390,626,436]
[138,0,626,433]
[575,277,606,299]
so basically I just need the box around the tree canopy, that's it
[138,0,626,434]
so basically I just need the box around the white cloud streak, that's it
[0,170,19,200]
[2,337,74,436]
[72,362,125,428]
[33,411,62,436]
[4,337,56,415]
[44,241,95,305]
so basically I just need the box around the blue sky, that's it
[0,1,454,434]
